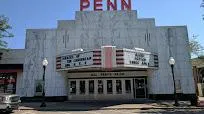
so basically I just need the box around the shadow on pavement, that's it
[137,109,204,114]
[151,101,192,107]
[0,111,13,114]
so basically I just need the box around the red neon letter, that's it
[94,0,103,11]
[121,0,131,10]
[80,0,90,11]
[107,0,117,11]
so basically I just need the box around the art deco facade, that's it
[0,11,195,101]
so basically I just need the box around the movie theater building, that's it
[0,10,196,101]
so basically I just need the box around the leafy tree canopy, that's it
[0,15,13,49]
[189,35,204,57]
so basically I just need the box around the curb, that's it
[18,107,204,111]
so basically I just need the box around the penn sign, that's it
[80,0,132,11]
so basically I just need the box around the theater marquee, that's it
[56,51,94,70]
[56,47,158,71]
[123,50,151,68]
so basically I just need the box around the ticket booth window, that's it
[70,81,76,94]
[80,80,85,94]
[116,80,122,94]
[89,80,94,94]
[98,80,103,94]
[107,80,113,94]
[125,80,131,93]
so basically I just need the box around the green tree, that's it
[0,15,13,49]
[189,35,204,57]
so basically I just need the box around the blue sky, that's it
[0,0,203,49]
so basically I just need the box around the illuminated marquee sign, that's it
[58,52,93,69]
[124,50,150,67]
[80,0,132,11]
[56,48,157,70]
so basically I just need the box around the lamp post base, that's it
[40,102,46,107]
[174,102,179,106]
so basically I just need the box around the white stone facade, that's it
[0,10,195,100]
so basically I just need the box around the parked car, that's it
[0,93,21,113]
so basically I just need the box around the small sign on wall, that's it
[35,80,43,96]
[175,80,182,93]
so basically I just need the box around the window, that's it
[89,80,94,94]
[70,81,76,94]
[107,80,112,94]
[0,73,17,94]
[80,80,85,94]
[125,80,131,93]
[98,80,103,94]
[116,80,122,94]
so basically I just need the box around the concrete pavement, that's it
[7,97,204,114]
[17,99,204,111]
[11,109,204,114]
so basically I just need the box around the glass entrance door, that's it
[133,78,147,98]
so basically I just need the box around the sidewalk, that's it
[198,97,204,106]
[18,100,204,111]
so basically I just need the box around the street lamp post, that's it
[169,57,179,106]
[40,58,48,107]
